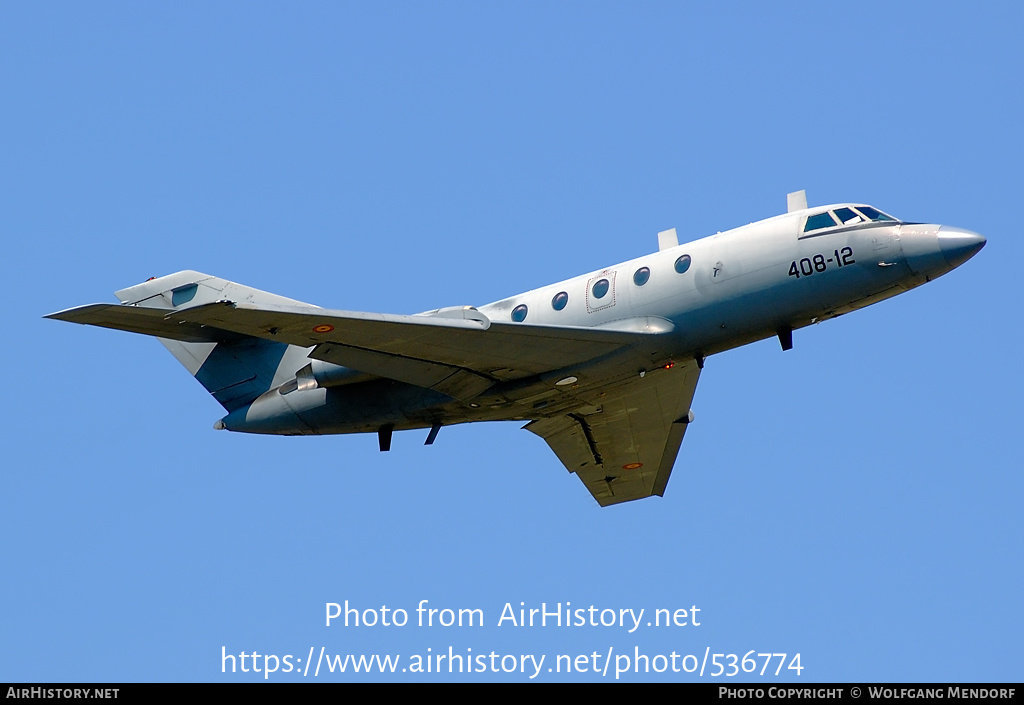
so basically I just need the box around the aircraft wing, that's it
[164,301,672,384]
[523,362,701,507]
[48,298,675,402]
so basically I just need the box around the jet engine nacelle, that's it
[293,360,370,391]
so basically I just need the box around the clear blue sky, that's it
[2,1,1021,682]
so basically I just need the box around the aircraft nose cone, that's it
[938,226,986,269]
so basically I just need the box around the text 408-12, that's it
[789,247,855,278]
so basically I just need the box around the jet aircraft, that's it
[47,192,985,506]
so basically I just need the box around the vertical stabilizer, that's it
[112,271,313,411]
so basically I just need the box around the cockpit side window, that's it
[804,211,839,233]
[854,206,897,222]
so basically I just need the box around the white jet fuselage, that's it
[247,204,981,435]
[481,208,969,355]
[47,200,985,505]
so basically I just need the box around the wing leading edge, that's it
[165,301,663,378]
[524,362,701,507]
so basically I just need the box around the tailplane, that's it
[47,271,314,411]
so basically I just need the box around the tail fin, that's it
[50,271,313,412]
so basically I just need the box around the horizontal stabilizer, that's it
[46,270,319,344]
[45,303,240,343]
[46,271,322,411]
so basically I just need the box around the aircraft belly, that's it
[293,380,454,434]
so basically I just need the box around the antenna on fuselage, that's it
[658,228,679,251]
[787,190,808,213]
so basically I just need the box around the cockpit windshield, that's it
[803,205,898,234]
[854,206,897,222]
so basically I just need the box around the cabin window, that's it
[803,212,839,233]
[592,278,610,299]
[674,254,691,274]
[551,291,568,311]
[511,304,528,322]
[633,267,650,286]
